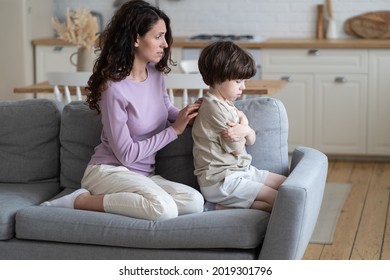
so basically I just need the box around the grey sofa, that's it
[0,97,328,260]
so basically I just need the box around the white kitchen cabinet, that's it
[35,45,78,82]
[367,50,390,155]
[262,49,369,155]
[262,49,368,73]
[263,73,314,152]
[314,74,368,155]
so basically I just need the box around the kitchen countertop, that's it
[172,37,390,48]
[32,37,390,49]
[32,38,75,46]
[243,38,390,49]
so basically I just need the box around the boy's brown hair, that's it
[198,40,256,87]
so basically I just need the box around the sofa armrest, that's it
[258,146,328,260]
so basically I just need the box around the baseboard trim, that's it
[288,152,390,162]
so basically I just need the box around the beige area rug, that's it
[310,182,352,244]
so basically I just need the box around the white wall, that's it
[158,0,390,39]
[54,0,390,39]
[0,0,54,100]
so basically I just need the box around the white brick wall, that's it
[54,0,390,39]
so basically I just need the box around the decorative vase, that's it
[326,18,338,39]
[70,47,94,72]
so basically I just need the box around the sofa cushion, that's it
[16,192,269,249]
[0,182,60,240]
[156,126,199,190]
[235,97,289,176]
[156,97,289,189]
[0,99,61,183]
[60,101,102,189]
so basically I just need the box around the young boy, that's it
[192,41,286,212]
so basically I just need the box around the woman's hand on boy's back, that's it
[171,102,201,135]
[188,98,203,125]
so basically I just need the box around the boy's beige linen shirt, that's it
[192,93,252,187]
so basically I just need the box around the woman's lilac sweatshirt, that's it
[89,64,179,176]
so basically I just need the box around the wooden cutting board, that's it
[344,11,390,38]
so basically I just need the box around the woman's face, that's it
[135,19,168,64]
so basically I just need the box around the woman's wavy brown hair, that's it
[86,0,174,113]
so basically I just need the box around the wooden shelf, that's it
[14,79,286,96]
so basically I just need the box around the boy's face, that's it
[214,79,246,102]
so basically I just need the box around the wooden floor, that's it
[303,159,390,260]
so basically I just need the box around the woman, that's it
[41,0,204,220]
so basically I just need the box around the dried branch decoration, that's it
[52,8,99,51]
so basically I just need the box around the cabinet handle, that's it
[281,76,293,82]
[334,76,347,83]
[308,49,320,56]
[53,46,64,52]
